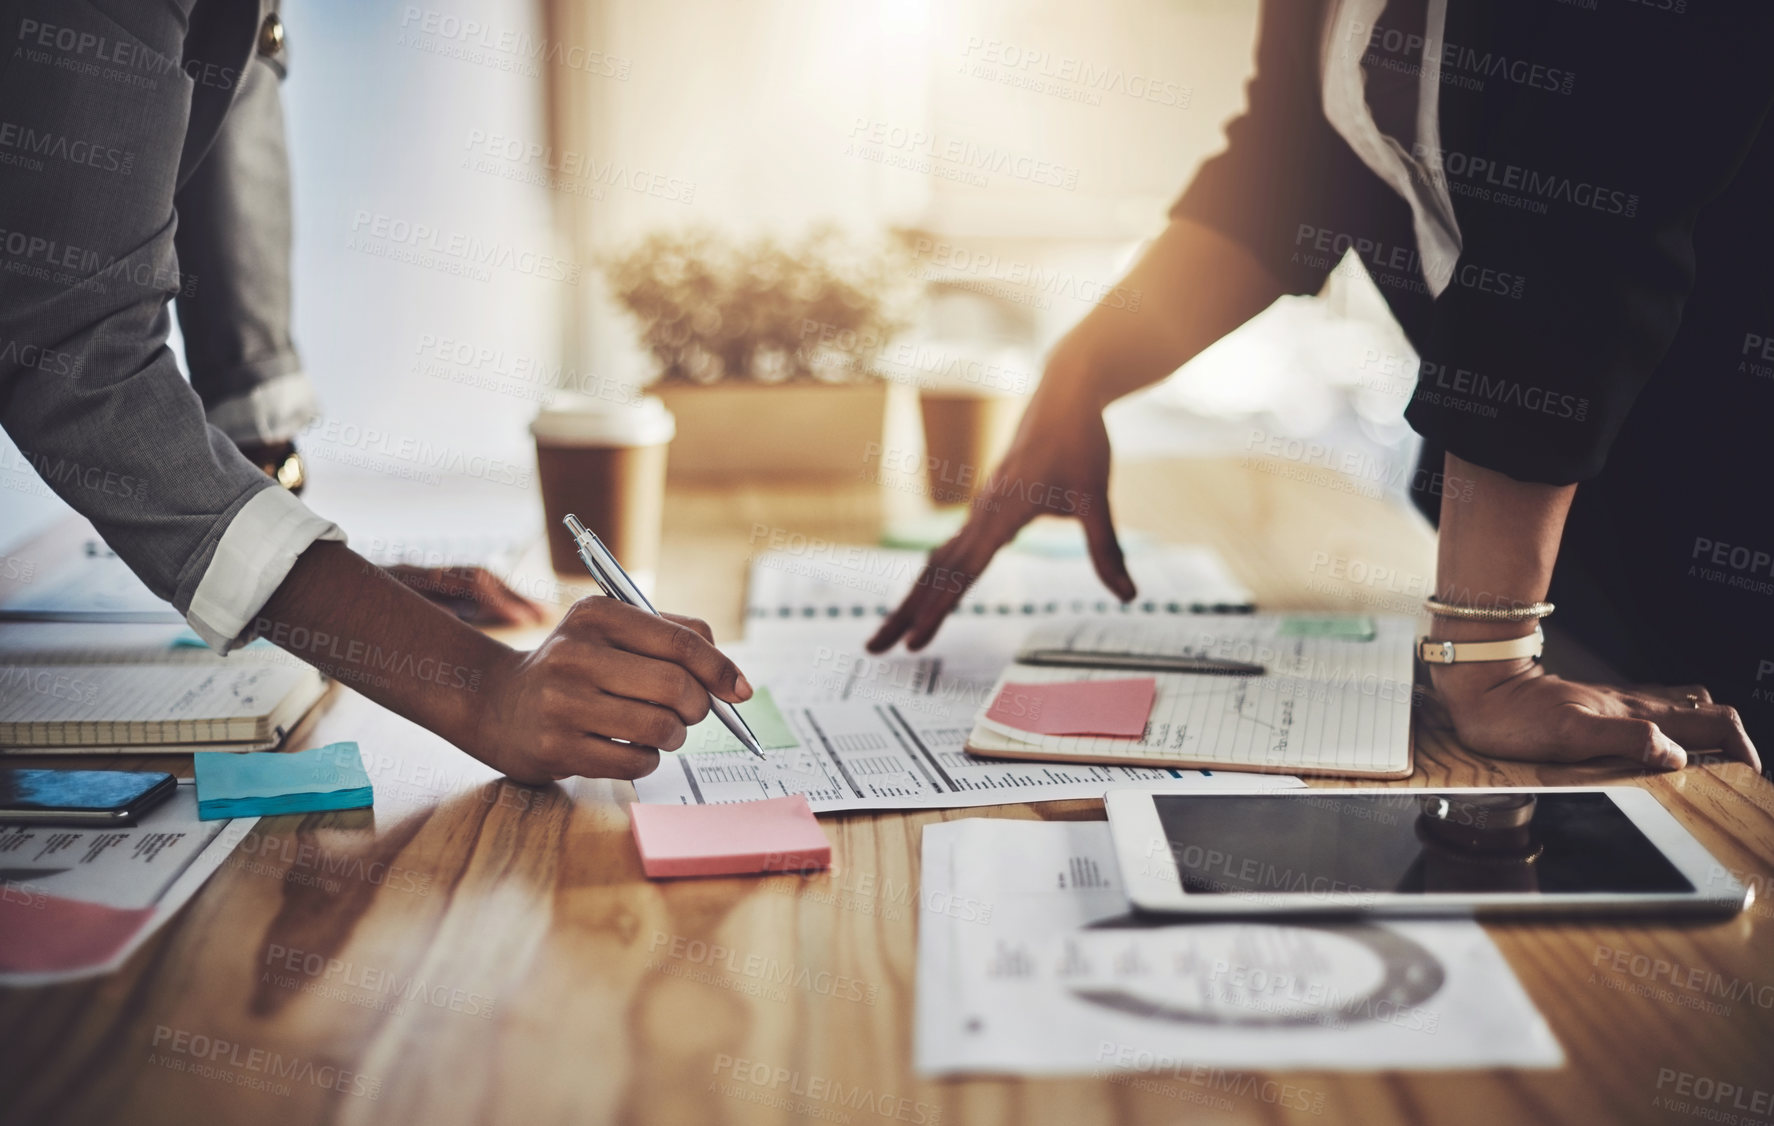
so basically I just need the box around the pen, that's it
[562,514,765,759]
[1018,650,1265,675]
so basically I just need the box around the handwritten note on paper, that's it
[984,678,1156,738]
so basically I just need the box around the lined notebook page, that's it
[972,615,1415,778]
[746,545,1254,621]
[0,664,320,747]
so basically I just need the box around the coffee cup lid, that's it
[531,394,675,446]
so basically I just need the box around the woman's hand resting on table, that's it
[474,598,752,784]
[1430,657,1760,773]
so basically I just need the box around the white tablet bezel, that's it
[1105,786,1751,918]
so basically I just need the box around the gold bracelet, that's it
[1422,597,1553,622]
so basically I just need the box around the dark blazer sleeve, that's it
[1405,2,1774,484]
[1169,0,1429,328]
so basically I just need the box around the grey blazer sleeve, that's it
[0,0,278,612]
[174,4,317,446]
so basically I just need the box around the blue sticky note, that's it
[192,741,373,821]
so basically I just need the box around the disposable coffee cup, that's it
[917,387,1022,506]
[531,395,675,585]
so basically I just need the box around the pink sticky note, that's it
[987,677,1157,738]
[630,794,832,879]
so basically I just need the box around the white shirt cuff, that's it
[186,485,346,652]
[204,371,321,446]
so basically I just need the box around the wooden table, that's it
[3,457,1770,1126]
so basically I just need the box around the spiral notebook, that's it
[965,614,1416,780]
[0,661,325,753]
[745,544,1255,624]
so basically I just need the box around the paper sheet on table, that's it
[744,543,1254,628]
[0,784,256,985]
[634,621,1304,813]
[0,543,181,622]
[915,819,1563,1075]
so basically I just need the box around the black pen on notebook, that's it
[562,514,765,759]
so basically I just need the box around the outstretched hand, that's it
[867,407,1134,653]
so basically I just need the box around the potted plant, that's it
[600,226,921,480]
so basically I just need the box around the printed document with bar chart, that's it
[631,621,1305,812]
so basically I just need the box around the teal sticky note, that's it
[192,741,373,821]
[680,687,799,754]
[1279,615,1377,641]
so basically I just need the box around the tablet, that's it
[1106,786,1750,918]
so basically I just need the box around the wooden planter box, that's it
[655,381,910,482]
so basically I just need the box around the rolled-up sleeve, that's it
[1404,4,1774,484]
[186,485,343,649]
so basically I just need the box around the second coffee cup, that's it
[532,394,675,591]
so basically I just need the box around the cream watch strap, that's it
[1417,625,1544,665]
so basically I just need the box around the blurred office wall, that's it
[284,0,565,471]
[552,0,1265,386]
[0,0,1425,555]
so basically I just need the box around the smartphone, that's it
[1106,786,1751,919]
[0,768,177,825]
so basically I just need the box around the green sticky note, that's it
[192,741,373,821]
[879,508,968,552]
[1279,615,1377,641]
[681,686,798,754]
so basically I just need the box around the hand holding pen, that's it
[565,515,765,758]
[464,520,759,784]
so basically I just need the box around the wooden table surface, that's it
[3,457,1770,1126]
